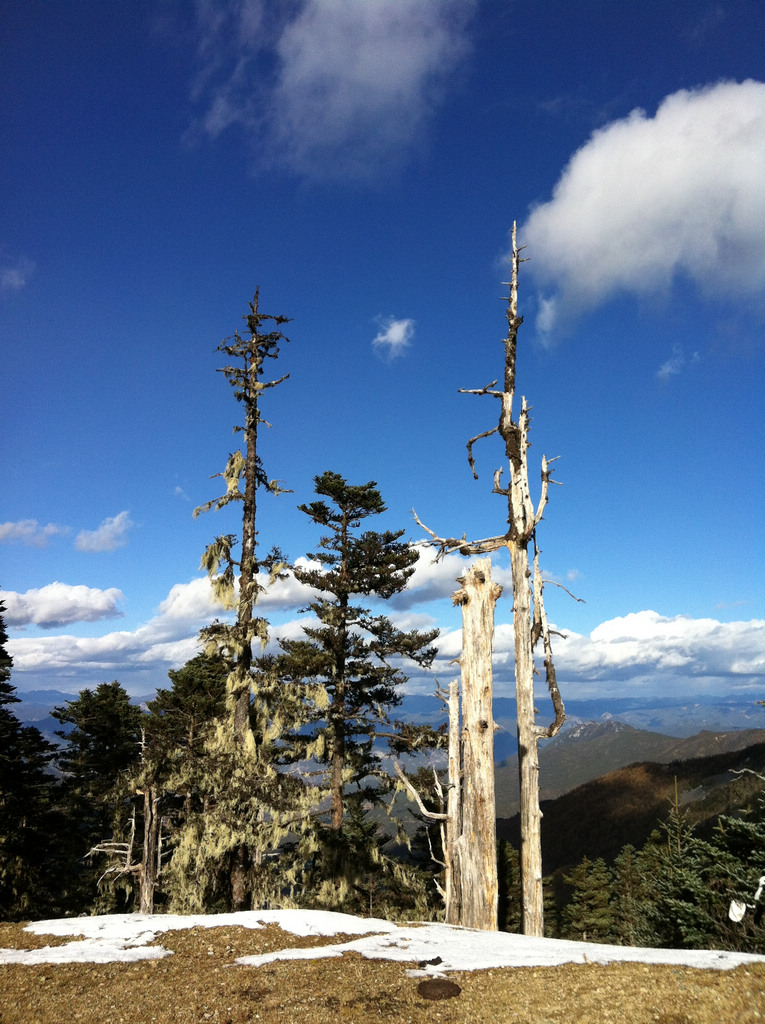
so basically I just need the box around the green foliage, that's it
[52,681,144,912]
[498,839,523,933]
[0,600,61,920]
[561,856,616,943]
[268,472,439,909]
[556,776,765,954]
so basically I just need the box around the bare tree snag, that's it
[139,784,159,914]
[395,561,500,930]
[413,222,567,937]
[452,559,501,929]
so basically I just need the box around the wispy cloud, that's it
[0,254,35,295]
[75,511,134,553]
[0,519,68,547]
[656,344,699,382]
[3,583,124,629]
[372,316,415,360]
[521,80,765,337]
[188,0,475,180]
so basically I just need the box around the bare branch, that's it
[466,426,499,479]
[532,546,566,741]
[458,379,499,396]
[543,579,586,604]
[392,761,448,821]
[411,508,510,560]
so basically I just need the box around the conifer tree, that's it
[138,654,230,913]
[497,839,522,933]
[52,681,143,911]
[561,856,616,943]
[611,844,649,947]
[0,600,60,920]
[186,290,297,911]
[270,471,439,904]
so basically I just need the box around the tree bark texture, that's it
[412,223,566,937]
[451,559,501,930]
[139,785,159,915]
[511,539,544,936]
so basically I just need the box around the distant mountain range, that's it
[497,739,765,876]
[398,693,765,763]
[494,718,765,817]
[16,687,765,881]
[16,688,765,758]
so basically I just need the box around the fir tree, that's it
[138,654,231,913]
[611,844,651,947]
[497,839,522,933]
[271,471,439,904]
[561,856,616,943]
[52,681,143,912]
[0,600,60,920]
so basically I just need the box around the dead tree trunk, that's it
[413,222,567,937]
[396,560,500,930]
[139,785,159,914]
[452,559,501,929]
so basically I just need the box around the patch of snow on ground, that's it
[1,911,763,972]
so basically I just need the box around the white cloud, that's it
[0,255,35,294]
[7,551,763,703]
[423,611,765,700]
[75,511,134,553]
[372,316,415,359]
[2,582,124,630]
[157,577,227,622]
[546,611,765,690]
[389,550,513,611]
[189,0,474,179]
[157,558,321,622]
[0,519,68,547]
[522,80,765,335]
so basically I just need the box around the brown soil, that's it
[1,922,764,1024]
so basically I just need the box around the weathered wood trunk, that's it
[444,679,461,924]
[139,785,159,915]
[412,223,566,936]
[511,539,543,936]
[451,558,501,930]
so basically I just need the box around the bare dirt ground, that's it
[1,922,764,1024]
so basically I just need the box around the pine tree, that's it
[611,844,651,947]
[0,600,60,920]
[712,782,765,953]
[271,471,439,905]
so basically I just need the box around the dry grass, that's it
[1,922,764,1024]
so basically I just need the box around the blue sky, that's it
[2,0,763,706]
